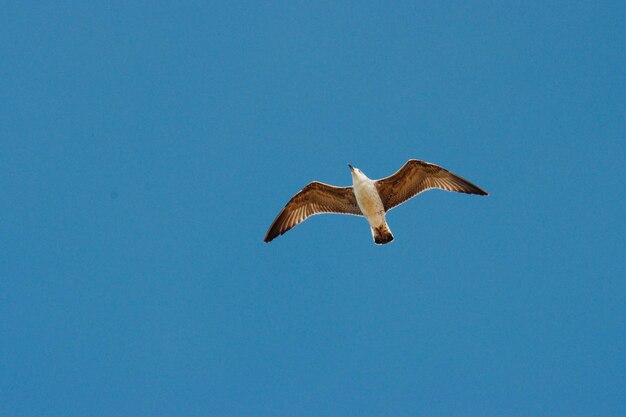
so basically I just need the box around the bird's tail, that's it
[371,222,394,245]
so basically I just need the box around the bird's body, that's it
[352,173,384,223]
[264,159,488,245]
[350,167,394,244]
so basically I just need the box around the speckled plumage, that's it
[264,160,488,244]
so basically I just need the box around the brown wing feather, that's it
[264,182,362,243]
[375,160,488,212]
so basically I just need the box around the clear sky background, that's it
[2,2,624,416]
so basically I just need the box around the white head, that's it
[348,164,369,183]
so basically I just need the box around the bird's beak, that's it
[348,164,354,171]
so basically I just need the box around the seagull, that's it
[264,159,488,244]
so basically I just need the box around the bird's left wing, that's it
[375,159,488,212]
[264,181,362,243]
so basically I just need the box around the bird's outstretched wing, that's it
[264,182,362,243]
[375,159,488,212]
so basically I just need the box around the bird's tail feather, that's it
[372,223,394,245]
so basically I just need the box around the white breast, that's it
[353,179,385,226]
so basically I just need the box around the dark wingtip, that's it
[468,183,488,196]
[462,185,488,196]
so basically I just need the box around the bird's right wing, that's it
[375,159,488,212]
[264,182,362,243]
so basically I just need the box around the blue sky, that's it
[1,1,624,416]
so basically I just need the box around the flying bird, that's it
[264,159,488,244]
